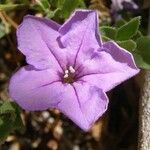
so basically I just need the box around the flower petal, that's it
[57,81,108,131]
[17,15,66,71]
[78,41,140,92]
[9,65,64,110]
[58,10,102,67]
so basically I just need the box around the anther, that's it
[65,70,69,74]
[64,74,69,78]
[69,66,75,73]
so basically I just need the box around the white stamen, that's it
[65,70,69,74]
[64,73,69,78]
[69,66,75,73]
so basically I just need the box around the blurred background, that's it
[0,0,149,150]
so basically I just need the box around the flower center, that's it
[63,66,75,83]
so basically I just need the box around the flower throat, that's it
[63,66,75,83]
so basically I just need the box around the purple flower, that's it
[9,10,139,131]
[111,0,138,11]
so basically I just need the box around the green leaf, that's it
[78,0,86,8]
[132,36,150,69]
[100,26,117,40]
[133,53,150,69]
[132,31,143,41]
[116,16,141,41]
[0,115,15,143]
[135,36,150,67]
[46,8,60,18]
[115,19,126,28]
[42,0,86,19]
[0,101,24,144]
[0,4,27,11]
[117,40,136,52]
[101,36,111,42]
[31,0,51,15]
[0,101,18,114]
[35,0,50,11]
[56,0,82,18]
[40,0,50,9]
[0,23,6,39]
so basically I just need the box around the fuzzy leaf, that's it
[0,101,24,144]
[0,4,27,11]
[132,31,143,41]
[115,19,126,28]
[0,101,18,114]
[133,36,150,69]
[136,36,150,63]
[0,23,6,39]
[116,17,141,41]
[102,36,111,42]
[100,26,117,40]
[34,0,50,11]
[133,53,150,69]
[56,0,84,18]
[117,40,136,52]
